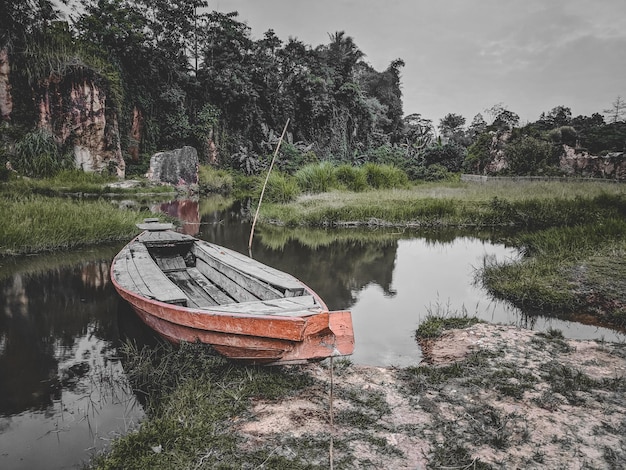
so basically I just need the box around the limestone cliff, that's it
[36,71,125,176]
[0,48,12,122]
[560,146,626,179]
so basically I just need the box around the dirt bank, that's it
[238,323,626,468]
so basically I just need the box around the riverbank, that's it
[91,320,626,469]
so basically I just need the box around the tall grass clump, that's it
[0,196,146,255]
[335,164,368,191]
[259,171,301,203]
[198,164,233,194]
[295,161,336,193]
[11,129,74,177]
[362,163,409,189]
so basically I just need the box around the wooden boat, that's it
[110,219,354,365]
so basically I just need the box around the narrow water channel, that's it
[1,197,624,468]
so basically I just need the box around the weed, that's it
[295,162,336,194]
[334,164,368,191]
[259,171,301,203]
[94,341,315,469]
[197,165,233,194]
[428,440,493,470]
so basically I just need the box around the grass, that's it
[480,219,626,326]
[91,341,316,470]
[0,195,151,255]
[2,170,176,197]
[198,165,234,194]
[258,181,626,228]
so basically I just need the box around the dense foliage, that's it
[1,1,625,179]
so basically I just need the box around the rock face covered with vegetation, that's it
[37,72,125,176]
[1,1,625,181]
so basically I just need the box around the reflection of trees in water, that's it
[263,240,398,310]
[197,205,400,311]
[0,258,119,415]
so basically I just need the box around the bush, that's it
[12,129,74,177]
[421,143,466,172]
[275,143,319,174]
[363,163,408,189]
[335,164,368,191]
[412,163,455,182]
[198,165,233,194]
[259,171,300,203]
[505,135,559,175]
[295,161,336,193]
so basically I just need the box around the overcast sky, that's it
[213,0,626,126]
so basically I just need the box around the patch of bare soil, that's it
[238,323,626,469]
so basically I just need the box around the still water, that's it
[1,197,624,469]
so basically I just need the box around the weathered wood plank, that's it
[166,270,216,309]
[207,295,319,317]
[138,230,195,247]
[128,242,188,305]
[193,245,289,300]
[113,249,146,294]
[186,267,235,305]
[195,258,259,303]
[155,254,187,272]
[193,242,305,293]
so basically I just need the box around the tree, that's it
[401,113,435,157]
[603,96,626,123]
[1,0,60,49]
[505,136,558,175]
[438,113,466,145]
[467,113,487,139]
[541,105,572,128]
[485,103,519,131]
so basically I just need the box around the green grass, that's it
[258,181,626,228]
[198,165,234,194]
[1,170,176,197]
[91,341,315,469]
[480,219,626,325]
[0,195,149,255]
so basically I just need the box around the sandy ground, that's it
[238,323,626,469]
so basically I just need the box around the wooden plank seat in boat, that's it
[123,242,188,306]
[192,243,306,298]
[201,295,320,317]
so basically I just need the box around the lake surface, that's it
[1,197,624,468]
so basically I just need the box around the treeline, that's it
[2,0,404,175]
[1,0,625,180]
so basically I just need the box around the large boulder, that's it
[146,146,199,185]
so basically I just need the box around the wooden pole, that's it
[248,119,290,254]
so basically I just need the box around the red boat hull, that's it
[112,256,354,365]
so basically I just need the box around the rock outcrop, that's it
[0,48,12,122]
[37,73,125,177]
[560,145,626,179]
[146,146,198,185]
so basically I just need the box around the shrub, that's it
[295,161,336,193]
[198,165,233,194]
[505,135,559,175]
[259,171,300,203]
[335,164,368,191]
[12,129,74,177]
[363,163,408,189]
[275,143,319,174]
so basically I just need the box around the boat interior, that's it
[114,230,320,316]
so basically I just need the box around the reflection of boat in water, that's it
[110,220,354,365]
